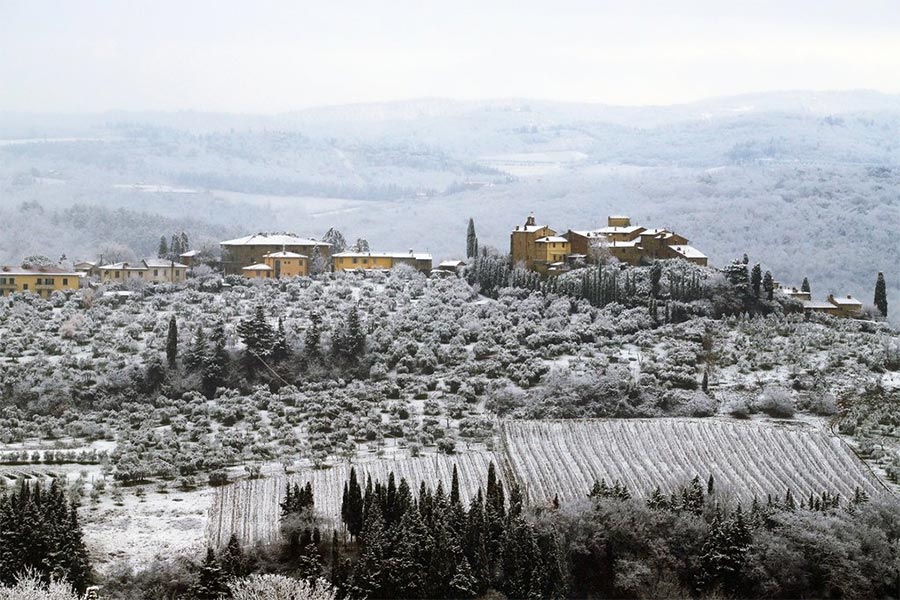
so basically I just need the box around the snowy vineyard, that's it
[208,418,886,547]
[207,451,497,547]
[502,419,885,505]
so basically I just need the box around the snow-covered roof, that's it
[608,240,641,248]
[263,251,308,259]
[179,250,200,257]
[570,226,645,237]
[438,260,466,268]
[513,225,550,233]
[0,265,80,276]
[74,261,97,267]
[142,259,188,269]
[535,236,569,243]
[242,263,272,271]
[803,301,837,310]
[334,251,432,260]
[98,262,145,271]
[668,245,707,259]
[829,296,862,306]
[221,234,331,247]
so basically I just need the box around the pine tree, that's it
[875,272,888,317]
[237,305,275,358]
[170,234,182,257]
[322,228,348,253]
[158,236,169,259]
[763,270,774,301]
[202,323,228,397]
[751,263,762,297]
[466,218,479,259]
[166,316,178,369]
[801,277,811,294]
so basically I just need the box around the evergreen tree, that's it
[165,315,178,369]
[158,236,169,259]
[219,534,246,579]
[202,323,228,397]
[801,277,811,294]
[186,327,208,372]
[342,467,364,538]
[875,271,888,317]
[751,263,762,297]
[305,311,322,357]
[466,218,479,259]
[192,548,229,599]
[701,369,709,393]
[650,262,662,298]
[272,316,290,361]
[170,234,182,258]
[310,246,329,275]
[763,270,775,301]
[237,305,276,359]
[180,231,190,254]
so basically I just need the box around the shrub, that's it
[756,387,796,418]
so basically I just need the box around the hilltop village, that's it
[0,213,868,318]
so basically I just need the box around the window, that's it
[8,278,13,284]
[23,284,29,290]
[62,278,68,285]
[363,258,368,264]
[154,270,159,276]
[115,271,120,278]
[352,257,358,264]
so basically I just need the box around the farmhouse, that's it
[241,263,273,279]
[73,260,100,277]
[332,250,433,273]
[827,294,863,318]
[98,259,188,284]
[220,233,331,275]
[0,265,80,298]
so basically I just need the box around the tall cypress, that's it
[751,263,762,297]
[466,218,479,259]
[166,315,178,369]
[875,272,888,317]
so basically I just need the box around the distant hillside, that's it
[0,91,897,315]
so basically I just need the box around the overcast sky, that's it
[1,0,899,112]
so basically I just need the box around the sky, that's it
[1,0,899,112]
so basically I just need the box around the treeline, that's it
[0,480,91,593]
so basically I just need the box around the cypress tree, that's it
[166,315,178,369]
[305,311,322,357]
[801,277,811,294]
[763,270,774,301]
[875,272,888,317]
[186,327,208,372]
[466,218,479,259]
[750,263,762,297]
[192,548,229,599]
[158,235,168,259]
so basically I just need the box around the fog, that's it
[2,0,900,112]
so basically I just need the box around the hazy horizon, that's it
[3,0,900,113]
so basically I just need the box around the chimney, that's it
[847,295,852,299]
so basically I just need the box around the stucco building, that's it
[220,234,331,275]
[0,265,81,298]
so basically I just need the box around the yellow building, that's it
[220,234,332,275]
[0,265,80,298]
[263,251,308,278]
[332,250,433,273]
[564,216,708,267]
[98,259,188,284]
[510,214,569,274]
[242,263,273,279]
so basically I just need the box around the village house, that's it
[781,287,812,302]
[510,214,571,275]
[243,250,309,279]
[220,233,331,275]
[179,250,200,268]
[0,265,81,298]
[433,259,466,276]
[802,294,863,318]
[332,250,433,273]
[98,259,188,284]
[565,216,708,267]
[73,261,100,278]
